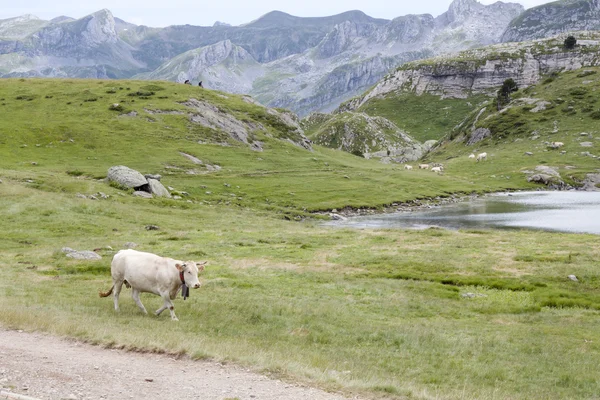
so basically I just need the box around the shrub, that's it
[564,36,577,50]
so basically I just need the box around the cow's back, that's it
[111,249,175,295]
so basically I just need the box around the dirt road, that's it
[0,329,357,400]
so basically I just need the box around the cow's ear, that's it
[175,263,184,272]
[196,262,206,271]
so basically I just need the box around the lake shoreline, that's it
[321,190,600,235]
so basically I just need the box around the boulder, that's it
[62,247,102,260]
[147,178,171,198]
[107,166,148,189]
[527,174,557,185]
[534,166,560,178]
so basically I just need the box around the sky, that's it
[1,0,552,27]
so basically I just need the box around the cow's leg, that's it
[156,292,178,321]
[113,280,124,311]
[132,289,148,314]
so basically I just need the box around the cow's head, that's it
[176,261,207,289]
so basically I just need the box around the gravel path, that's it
[0,329,357,400]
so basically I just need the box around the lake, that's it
[326,191,600,234]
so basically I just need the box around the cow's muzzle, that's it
[193,283,201,289]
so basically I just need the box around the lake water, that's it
[326,191,600,234]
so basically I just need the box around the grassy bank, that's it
[2,180,600,399]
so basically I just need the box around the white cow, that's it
[468,153,476,159]
[476,152,487,162]
[100,249,206,321]
[431,166,443,173]
[404,165,413,170]
[419,164,430,169]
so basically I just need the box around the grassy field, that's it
[1,78,600,399]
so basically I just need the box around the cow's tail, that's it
[99,285,114,298]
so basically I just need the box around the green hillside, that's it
[2,78,600,400]
[0,78,520,214]
[356,92,488,142]
[423,66,600,190]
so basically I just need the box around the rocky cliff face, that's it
[502,0,600,42]
[343,32,600,111]
[0,1,524,113]
[435,0,524,50]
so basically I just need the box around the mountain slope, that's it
[0,0,524,114]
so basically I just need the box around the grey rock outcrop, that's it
[107,166,148,189]
[344,33,600,110]
[467,128,492,145]
[310,112,429,162]
[184,98,312,150]
[581,173,600,191]
[502,0,600,43]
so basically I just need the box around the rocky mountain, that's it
[502,0,600,42]
[342,31,600,112]
[0,0,524,114]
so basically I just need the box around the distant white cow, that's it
[431,166,444,173]
[404,165,413,170]
[550,141,564,148]
[419,164,430,169]
[469,153,476,159]
[100,249,206,321]
[476,152,488,162]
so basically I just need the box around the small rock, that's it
[124,242,138,249]
[145,378,154,382]
[61,247,76,253]
[581,142,593,147]
[205,191,212,195]
[173,195,182,200]
[31,162,38,166]
[133,191,153,199]
[580,132,590,136]
[462,293,476,298]
[89,195,98,200]
[144,174,162,181]
[76,193,87,199]
[568,275,579,282]
[330,213,347,221]
[66,251,102,260]
[145,225,160,231]
[524,152,533,156]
